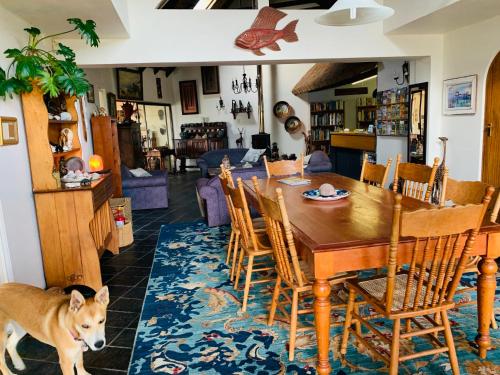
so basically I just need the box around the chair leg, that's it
[241,255,254,312]
[233,247,245,290]
[226,230,235,265]
[389,318,401,375]
[353,302,362,336]
[288,290,299,361]
[230,233,240,282]
[492,311,498,330]
[341,288,356,355]
[268,275,281,326]
[441,311,460,375]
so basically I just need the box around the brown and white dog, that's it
[0,283,109,375]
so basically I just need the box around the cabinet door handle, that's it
[485,123,493,137]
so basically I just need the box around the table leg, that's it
[313,278,331,375]
[476,256,498,358]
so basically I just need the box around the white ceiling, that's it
[0,0,129,38]
[386,0,500,34]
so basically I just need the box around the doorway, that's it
[482,52,500,186]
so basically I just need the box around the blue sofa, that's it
[196,148,262,177]
[196,151,332,226]
[121,165,169,210]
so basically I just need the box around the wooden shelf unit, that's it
[376,87,410,136]
[310,100,345,153]
[21,87,118,291]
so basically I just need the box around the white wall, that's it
[440,15,500,181]
[0,5,46,287]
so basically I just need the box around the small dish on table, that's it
[302,188,350,201]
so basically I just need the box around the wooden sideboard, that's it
[174,122,228,161]
[33,175,118,291]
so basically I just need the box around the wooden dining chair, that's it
[219,166,266,282]
[392,154,439,202]
[252,177,356,360]
[341,188,494,375]
[226,173,275,312]
[359,154,392,188]
[263,154,304,178]
[440,171,499,329]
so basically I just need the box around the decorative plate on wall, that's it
[284,116,303,134]
[273,101,292,119]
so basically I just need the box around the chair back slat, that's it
[225,172,258,250]
[219,165,238,229]
[386,188,493,313]
[393,154,439,202]
[264,154,304,178]
[360,154,392,187]
[253,177,305,287]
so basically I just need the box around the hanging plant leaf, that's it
[14,54,44,79]
[0,69,31,99]
[56,43,76,62]
[4,48,23,59]
[56,67,89,97]
[24,27,41,38]
[38,71,60,98]
[67,18,100,47]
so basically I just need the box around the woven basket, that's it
[110,197,134,247]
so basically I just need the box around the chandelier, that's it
[232,66,260,94]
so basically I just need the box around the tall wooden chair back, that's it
[252,177,305,288]
[219,165,237,225]
[225,172,259,251]
[392,154,439,202]
[264,154,304,178]
[385,189,493,314]
[359,154,392,187]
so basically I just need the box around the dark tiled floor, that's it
[8,172,201,374]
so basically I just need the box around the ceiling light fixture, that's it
[352,74,378,85]
[315,0,395,26]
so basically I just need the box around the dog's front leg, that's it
[75,351,91,375]
[57,350,77,375]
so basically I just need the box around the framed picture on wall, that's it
[179,80,199,115]
[201,66,220,95]
[86,84,95,103]
[116,68,144,101]
[443,75,477,115]
[107,93,117,118]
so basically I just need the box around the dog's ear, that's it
[69,290,86,312]
[95,286,109,306]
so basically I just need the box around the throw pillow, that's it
[304,154,312,165]
[129,168,152,177]
[241,148,266,163]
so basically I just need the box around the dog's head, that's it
[69,286,109,351]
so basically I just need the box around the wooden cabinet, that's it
[117,122,144,168]
[21,87,119,291]
[174,122,228,161]
[91,116,122,197]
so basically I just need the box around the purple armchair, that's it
[121,165,169,210]
[305,150,332,173]
[196,167,267,227]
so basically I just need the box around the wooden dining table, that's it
[243,172,500,375]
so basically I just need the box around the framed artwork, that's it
[156,77,163,99]
[0,117,19,146]
[86,84,95,103]
[107,92,117,118]
[179,80,199,115]
[201,66,220,95]
[116,68,143,101]
[443,75,477,115]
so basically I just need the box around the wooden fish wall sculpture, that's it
[235,7,299,56]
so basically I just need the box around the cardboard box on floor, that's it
[110,197,134,247]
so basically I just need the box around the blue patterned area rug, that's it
[128,222,499,374]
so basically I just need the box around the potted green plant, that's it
[0,18,99,99]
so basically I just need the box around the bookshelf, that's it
[356,97,377,129]
[310,100,345,153]
[376,87,409,136]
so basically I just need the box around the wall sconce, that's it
[230,100,252,119]
[0,117,19,146]
[89,154,104,172]
[394,61,409,86]
[216,96,225,111]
